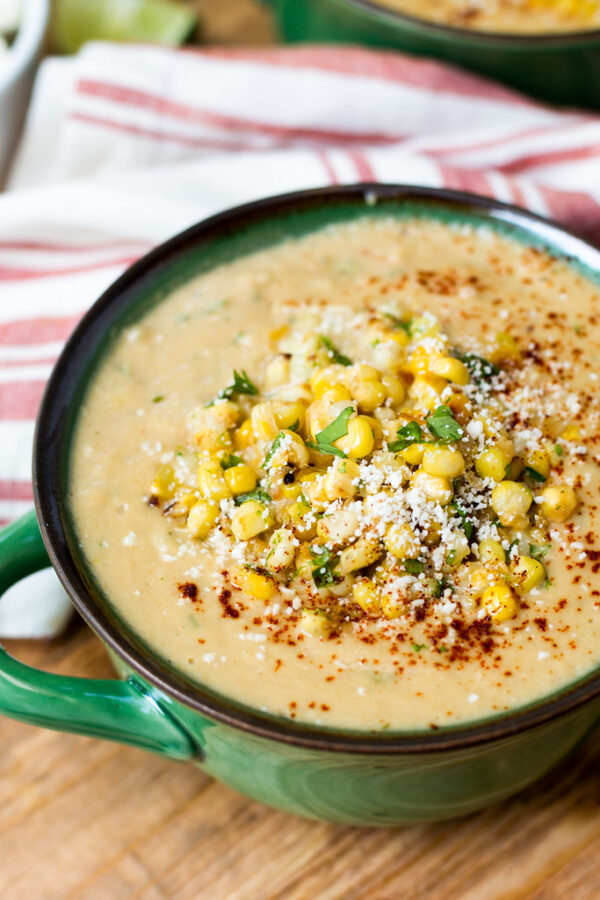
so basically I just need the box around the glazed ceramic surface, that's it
[0,185,599,825]
[266,0,600,108]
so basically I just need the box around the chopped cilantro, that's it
[219,369,258,400]
[457,352,499,382]
[529,543,551,562]
[152,394,165,403]
[234,487,271,506]
[505,538,520,563]
[319,335,352,366]
[405,558,424,574]
[450,500,474,540]
[426,405,463,443]
[388,420,423,453]
[525,466,546,483]
[446,550,457,567]
[220,454,244,470]
[288,419,300,432]
[306,406,354,458]
[555,443,564,457]
[310,545,338,588]
[574,323,584,335]
[437,645,449,654]
[411,642,428,653]
[263,432,286,469]
[431,578,447,598]
[384,313,413,335]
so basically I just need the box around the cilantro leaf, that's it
[450,500,474,540]
[309,545,338,588]
[319,335,352,367]
[384,313,413,335]
[412,642,428,653]
[219,369,258,399]
[405,558,424,574]
[234,487,271,506]
[388,420,423,453]
[263,432,286,469]
[525,466,546,484]
[426,405,463,443]
[555,444,563,457]
[306,406,354,458]
[529,543,551,562]
[152,394,165,403]
[220,454,244,470]
[457,353,499,382]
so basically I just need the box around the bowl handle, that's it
[0,510,198,760]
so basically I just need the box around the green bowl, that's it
[266,0,600,107]
[0,184,599,826]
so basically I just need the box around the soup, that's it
[375,0,600,34]
[70,213,600,732]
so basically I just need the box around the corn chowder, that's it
[71,215,600,731]
[377,0,600,33]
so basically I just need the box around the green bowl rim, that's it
[33,182,600,755]
[340,0,600,45]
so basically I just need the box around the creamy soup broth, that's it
[70,215,600,731]
[376,0,600,33]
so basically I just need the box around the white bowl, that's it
[0,0,49,185]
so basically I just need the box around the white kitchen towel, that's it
[2,40,600,637]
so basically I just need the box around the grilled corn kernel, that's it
[380,594,406,619]
[265,355,290,389]
[338,537,381,574]
[491,481,532,527]
[223,464,257,496]
[334,416,375,459]
[384,522,420,560]
[422,445,466,478]
[490,332,521,364]
[267,430,310,470]
[197,460,231,502]
[266,528,297,573]
[234,418,254,450]
[300,609,335,638]
[510,555,545,593]
[409,344,437,375]
[561,424,581,442]
[251,402,279,440]
[323,458,361,501]
[208,400,240,429]
[150,464,177,500]
[469,566,497,596]
[231,499,273,541]
[478,538,506,565]
[400,442,426,466]
[446,531,470,567]
[280,475,303,500]
[352,579,381,614]
[411,470,453,506]
[353,379,387,413]
[475,446,512,482]
[409,374,447,412]
[481,582,519,623]
[275,401,306,432]
[309,366,348,398]
[187,500,219,539]
[429,356,470,385]
[235,567,276,601]
[540,484,578,522]
[381,372,406,406]
[317,508,360,547]
[525,448,550,480]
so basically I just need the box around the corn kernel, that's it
[380,594,407,619]
[561,424,581,442]
[478,538,506,565]
[197,460,231,502]
[265,355,290,389]
[334,416,375,459]
[275,401,306,432]
[384,522,420,560]
[353,379,387,413]
[223,464,257,496]
[338,537,381,574]
[481,582,519,623]
[251,402,279,440]
[309,366,348,399]
[429,356,470,385]
[381,372,406,405]
[266,528,297,573]
[491,481,532,528]
[352,579,381,614]
[231,499,273,541]
[300,609,336,638]
[409,344,434,375]
[422,445,466,478]
[150,464,177,500]
[409,374,447,412]
[411,470,453,506]
[446,530,470,567]
[475,446,512,482]
[317,508,360,547]
[323,458,361,501]
[511,555,545,593]
[234,418,254,450]
[187,500,219,539]
[399,443,426,466]
[235,567,277,601]
[267,430,310,470]
[525,448,550,480]
[490,332,521,364]
[540,484,577,522]
[269,325,288,343]
[469,566,497,596]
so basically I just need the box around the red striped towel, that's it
[2,41,599,635]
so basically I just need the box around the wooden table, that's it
[3,2,600,897]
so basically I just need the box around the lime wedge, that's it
[52,0,197,54]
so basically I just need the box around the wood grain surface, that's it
[2,2,600,897]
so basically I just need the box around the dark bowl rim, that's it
[341,0,600,45]
[32,182,600,755]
